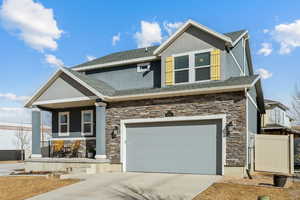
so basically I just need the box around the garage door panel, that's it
[126,120,222,174]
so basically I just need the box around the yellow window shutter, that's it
[165,56,174,86]
[210,49,221,80]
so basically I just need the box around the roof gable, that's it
[153,19,233,55]
[36,76,91,102]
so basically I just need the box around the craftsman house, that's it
[25,20,265,177]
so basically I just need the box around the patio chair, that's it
[52,140,64,157]
[71,140,81,158]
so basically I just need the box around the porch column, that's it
[95,102,107,159]
[31,107,42,158]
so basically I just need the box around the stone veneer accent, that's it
[105,91,247,167]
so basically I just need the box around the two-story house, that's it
[261,99,298,135]
[24,20,265,177]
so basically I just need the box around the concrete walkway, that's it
[28,172,220,200]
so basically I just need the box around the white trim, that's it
[232,30,248,47]
[173,49,213,84]
[245,89,249,169]
[60,67,108,100]
[81,110,94,136]
[73,56,158,71]
[31,154,42,158]
[95,155,107,159]
[50,137,96,141]
[58,112,70,136]
[250,75,260,87]
[154,19,232,55]
[120,114,226,175]
[137,62,151,72]
[108,84,251,102]
[247,92,258,110]
[24,69,62,107]
[229,51,244,75]
[33,96,97,106]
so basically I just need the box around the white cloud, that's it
[272,19,300,54]
[45,54,64,67]
[0,107,31,124]
[263,29,269,33]
[112,33,120,46]
[134,21,162,48]
[256,68,273,79]
[0,0,63,51]
[0,93,29,102]
[86,55,96,61]
[257,42,273,56]
[163,21,184,35]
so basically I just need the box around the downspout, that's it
[245,88,253,179]
[245,88,249,170]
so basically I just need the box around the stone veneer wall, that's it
[105,91,247,167]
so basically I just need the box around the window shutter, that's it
[165,56,174,85]
[210,49,221,80]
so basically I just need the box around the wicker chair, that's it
[52,140,64,157]
[71,140,81,158]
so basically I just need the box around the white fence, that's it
[255,134,294,174]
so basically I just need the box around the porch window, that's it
[81,110,93,135]
[58,112,69,136]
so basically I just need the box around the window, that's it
[173,50,211,84]
[174,55,189,83]
[194,52,211,81]
[137,63,151,72]
[58,112,69,136]
[81,110,93,135]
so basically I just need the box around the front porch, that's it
[30,100,108,161]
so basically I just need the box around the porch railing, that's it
[40,140,87,158]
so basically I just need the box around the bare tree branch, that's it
[13,125,30,160]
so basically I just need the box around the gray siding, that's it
[248,99,257,134]
[37,77,88,102]
[51,106,96,138]
[126,120,223,174]
[222,40,244,79]
[85,61,161,90]
[160,26,226,87]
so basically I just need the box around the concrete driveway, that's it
[28,172,220,200]
[0,162,24,176]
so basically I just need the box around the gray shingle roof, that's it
[72,30,246,70]
[63,67,115,96]
[72,46,159,69]
[225,30,246,42]
[114,75,258,96]
[65,66,258,98]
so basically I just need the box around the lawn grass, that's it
[193,182,300,200]
[0,176,79,200]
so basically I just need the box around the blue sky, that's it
[0,0,299,123]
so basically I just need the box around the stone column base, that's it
[95,155,107,159]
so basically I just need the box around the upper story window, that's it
[58,112,69,136]
[174,51,211,84]
[137,63,151,72]
[81,110,93,135]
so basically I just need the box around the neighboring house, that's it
[261,99,299,137]
[0,122,51,159]
[24,20,265,177]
